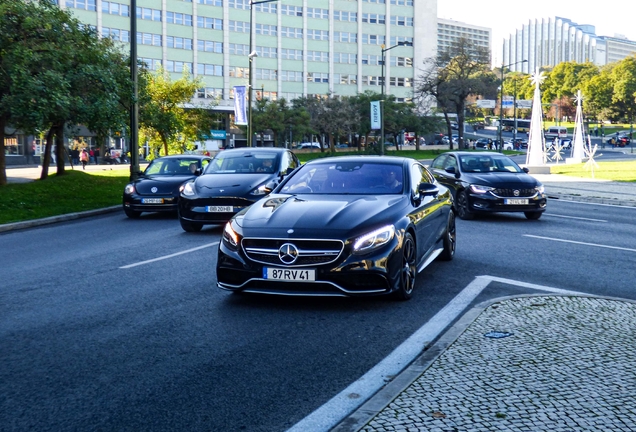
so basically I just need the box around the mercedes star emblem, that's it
[513,190,520,197]
[151,187,158,193]
[278,243,299,264]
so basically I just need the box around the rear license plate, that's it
[264,268,316,281]
[504,198,529,205]
[206,205,233,212]
[142,198,164,204]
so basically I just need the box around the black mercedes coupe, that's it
[429,151,547,220]
[122,155,211,218]
[216,156,456,300]
[178,147,300,232]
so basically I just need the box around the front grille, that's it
[492,188,537,198]
[242,238,344,267]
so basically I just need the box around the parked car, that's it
[298,142,321,149]
[216,156,456,300]
[122,155,212,219]
[429,151,547,220]
[177,147,300,232]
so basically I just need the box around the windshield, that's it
[279,161,404,194]
[145,158,205,176]
[459,155,523,173]
[206,152,279,174]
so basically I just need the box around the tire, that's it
[524,211,542,220]
[394,232,416,301]
[438,209,456,261]
[180,217,203,232]
[124,208,141,219]
[456,190,475,220]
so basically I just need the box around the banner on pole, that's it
[370,101,381,130]
[233,86,247,125]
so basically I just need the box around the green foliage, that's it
[138,67,214,158]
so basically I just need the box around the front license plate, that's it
[504,198,529,205]
[264,268,316,281]
[142,198,164,204]
[206,205,233,212]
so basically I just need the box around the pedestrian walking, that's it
[80,148,89,170]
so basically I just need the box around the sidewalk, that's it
[335,295,636,431]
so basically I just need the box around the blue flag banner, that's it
[234,86,247,125]
[370,101,382,130]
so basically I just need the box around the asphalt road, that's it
[1,200,636,431]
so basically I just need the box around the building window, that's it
[306,8,329,19]
[256,24,277,36]
[197,17,223,29]
[257,46,278,58]
[255,68,277,80]
[334,11,357,22]
[196,87,224,99]
[137,32,162,47]
[228,66,248,78]
[228,0,249,9]
[229,20,250,33]
[361,54,381,65]
[334,74,357,85]
[166,12,193,26]
[281,27,303,38]
[334,53,357,64]
[307,29,329,41]
[307,72,329,83]
[389,77,412,87]
[197,63,223,76]
[198,0,222,5]
[362,14,385,24]
[281,5,302,16]
[135,7,160,21]
[254,2,276,12]
[281,70,303,82]
[281,49,303,60]
[198,40,223,53]
[334,32,356,43]
[391,56,413,67]
[362,34,385,45]
[229,43,249,55]
[391,16,413,27]
[306,51,329,62]
[166,61,193,73]
[167,36,193,50]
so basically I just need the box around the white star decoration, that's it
[583,136,601,178]
[530,68,545,87]
[574,89,584,105]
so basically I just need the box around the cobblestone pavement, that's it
[340,296,636,432]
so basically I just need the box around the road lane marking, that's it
[289,275,586,432]
[524,234,636,253]
[546,214,607,222]
[287,276,491,432]
[119,242,219,269]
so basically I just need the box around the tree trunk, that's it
[40,127,56,180]
[0,115,8,186]
[55,123,68,174]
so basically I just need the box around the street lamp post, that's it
[129,0,140,180]
[380,41,412,156]
[499,59,527,152]
[247,0,278,147]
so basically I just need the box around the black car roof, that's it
[304,155,413,166]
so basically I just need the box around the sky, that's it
[437,0,636,65]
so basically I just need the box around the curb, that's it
[0,206,121,233]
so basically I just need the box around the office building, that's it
[437,18,491,63]
[502,16,636,73]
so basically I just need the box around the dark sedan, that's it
[216,156,456,300]
[429,151,547,220]
[122,155,211,218]
[178,147,300,232]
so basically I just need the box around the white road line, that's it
[119,242,219,269]
[546,214,607,222]
[551,199,636,209]
[524,234,636,253]
[288,275,587,432]
[286,276,491,432]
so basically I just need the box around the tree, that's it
[610,56,636,125]
[0,0,132,183]
[415,37,495,149]
[138,67,214,158]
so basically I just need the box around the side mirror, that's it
[194,168,203,176]
[417,182,439,197]
[522,167,529,173]
[444,166,456,174]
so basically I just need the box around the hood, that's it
[134,175,192,195]
[236,194,406,238]
[464,172,539,188]
[194,173,275,196]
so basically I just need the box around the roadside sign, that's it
[476,100,496,108]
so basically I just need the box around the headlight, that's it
[180,181,196,197]
[469,184,494,194]
[250,184,271,196]
[222,221,241,248]
[353,225,395,254]
[124,184,135,194]
[535,184,545,194]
